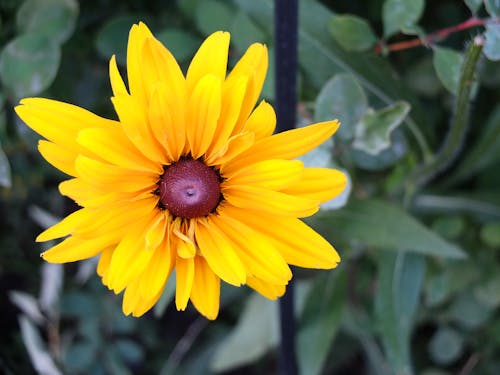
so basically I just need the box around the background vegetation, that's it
[1,0,499,374]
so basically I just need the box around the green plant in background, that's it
[1,0,499,374]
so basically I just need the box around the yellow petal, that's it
[122,277,164,317]
[190,256,220,320]
[106,212,158,293]
[75,155,158,193]
[283,168,347,203]
[226,43,268,134]
[206,75,248,159]
[109,55,128,96]
[244,100,276,139]
[222,185,319,218]
[126,22,154,107]
[226,206,340,269]
[145,213,168,250]
[175,256,194,311]
[195,218,246,286]
[36,207,94,242]
[77,127,161,173]
[111,94,166,163]
[225,159,303,190]
[15,98,114,148]
[149,82,186,162]
[211,212,291,285]
[186,31,229,94]
[246,276,286,300]
[224,120,340,174]
[141,37,186,109]
[186,74,222,159]
[37,140,77,177]
[139,237,174,300]
[206,131,254,166]
[97,246,114,279]
[41,233,119,263]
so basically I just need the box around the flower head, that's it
[15,23,346,319]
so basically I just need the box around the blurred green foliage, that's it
[1,0,500,374]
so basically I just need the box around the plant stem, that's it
[405,36,484,197]
[374,17,487,53]
[275,0,299,374]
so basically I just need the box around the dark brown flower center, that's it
[159,158,221,219]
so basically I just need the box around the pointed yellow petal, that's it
[141,37,186,107]
[36,207,93,242]
[41,233,118,263]
[190,256,220,320]
[246,276,286,300]
[224,120,340,174]
[211,212,291,285]
[109,55,128,96]
[111,94,167,163]
[77,127,161,173]
[175,256,194,311]
[139,237,174,300]
[195,218,246,286]
[225,159,303,190]
[149,82,186,162]
[244,100,276,139]
[222,184,319,218]
[122,278,141,316]
[283,168,347,203]
[206,75,248,158]
[226,43,268,134]
[186,31,229,94]
[223,206,340,269]
[126,22,154,107]
[186,74,222,159]
[38,140,77,177]
[15,98,114,148]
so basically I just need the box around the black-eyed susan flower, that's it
[15,23,346,320]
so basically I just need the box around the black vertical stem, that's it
[275,1,299,375]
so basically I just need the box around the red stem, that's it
[374,17,487,53]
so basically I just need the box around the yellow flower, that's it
[15,23,346,320]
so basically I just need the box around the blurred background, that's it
[1,0,499,374]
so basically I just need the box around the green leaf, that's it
[428,327,464,365]
[376,252,426,375]
[353,101,410,155]
[229,10,268,52]
[480,222,500,248]
[156,28,201,63]
[210,293,278,372]
[382,0,425,38]
[433,46,464,95]
[95,15,147,66]
[16,0,78,45]
[0,143,11,188]
[0,33,60,99]
[484,22,500,61]
[448,291,493,329]
[329,15,377,52]
[431,216,465,240]
[297,270,346,375]
[314,73,368,142]
[312,198,467,259]
[485,0,500,17]
[351,129,408,171]
[474,275,500,308]
[195,0,234,36]
[464,0,483,13]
